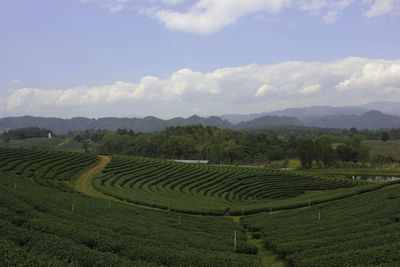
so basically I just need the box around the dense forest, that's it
[1,125,398,168]
[0,127,54,140]
[243,125,400,140]
[71,125,397,168]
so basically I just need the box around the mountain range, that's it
[220,101,400,124]
[0,115,233,134]
[0,102,399,134]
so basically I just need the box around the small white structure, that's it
[48,132,52,139]
[172,160,209,164]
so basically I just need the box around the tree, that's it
[266,145,285,162]
[116,128,128,135]
[73,134,83,143]
[336,144,354,162]
[315,135,335,167]
[82,140,90,153]
[381,131,390,142]
[351,134,365,150]
[222,140,243,164]
[296,138,315,169]
[286,133,298,158]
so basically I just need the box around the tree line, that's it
[1,125,396,168]
[0,127,55,141]
[72,124,394,168]
[244,125,400,140]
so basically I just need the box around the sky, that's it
[0,0,399,119]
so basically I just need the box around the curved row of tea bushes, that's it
[0,147,97,190]
[0,147,260,266]
[93,155,373,215]
[241,184,400,266]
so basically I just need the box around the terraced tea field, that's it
[0,147,259,266]
[242,184,400,266]
[1,138,83,152]
[1,147,399,266]
[93,155,381,215]
[0,147,97,190]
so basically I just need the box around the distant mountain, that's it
[0,115,233,134]
[267,106,367,118]
[2,102,400,134]
[219,113,269,124]
[302,110,400,129]
[234,115,302,129]
[220,101,400,124]
[358,101,400,116]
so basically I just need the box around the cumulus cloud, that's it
[145,0,399,34]
[301,84,321,94]
[336,60,400,92]
[3,57,400,118]
[81,0,399,33]
[364,0,400,18]
[151,0,291,35]
[299,0,355,24]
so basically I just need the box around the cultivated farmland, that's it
[242,185,400,266]
[93,155,382,215]
[0,146,399,266]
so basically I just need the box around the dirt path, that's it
[74,155,111,198]
[57,138,69,147]
[231,216,284,267]
[73,155,169,212]
[76,156,283,265]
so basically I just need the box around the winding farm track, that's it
[74,155,169,212]
[74,155,284,266]
[74,155,111,198]
[57,138,70,147]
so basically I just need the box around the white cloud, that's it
[298,0,328,12]
[4,57,400,118]
[151,0,292,35]
[364,0,400,17]
[301,84,321,94]
[80,0,130,13]
[299,0,354,24]
[323,10,339,24]
[81,0,399,33]
[336,60,400,92]
[161,0,185,5]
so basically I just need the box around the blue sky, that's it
[0,0,399,118]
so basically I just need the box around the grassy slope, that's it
[2,138,83,152]
[93,155,375,215]
[363,139,400,160]
[241,184,400,266]
[0,148,260,266]
[2,147,400,266]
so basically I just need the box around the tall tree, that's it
[315,135,335,167]
[296,138,315,169]
[381,131,390,142]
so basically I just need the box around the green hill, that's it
[93,155,381,215]
[242,184,400,266]
[0,147,399,266]
[0,147,259,266]
[1,138,83,152]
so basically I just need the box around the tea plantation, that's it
[1,147,399,266]
[0,147,259,266]
[241,184,400,266]
[93,155,381,215]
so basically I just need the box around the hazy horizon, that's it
[1,1,399,118]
